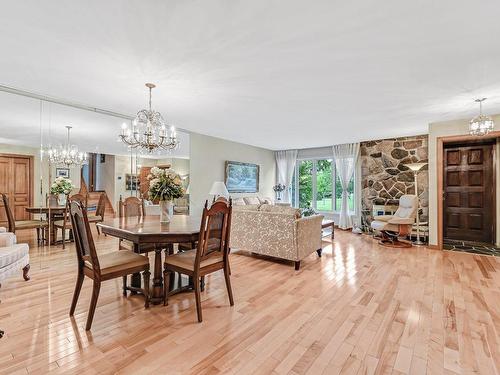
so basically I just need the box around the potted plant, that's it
[147,167,184,222]
[50,177,75,206]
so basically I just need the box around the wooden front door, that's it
[0,154,33,225]
[443,142,495,243]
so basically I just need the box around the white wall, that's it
[428,114,500,247]
[189,132,275,218]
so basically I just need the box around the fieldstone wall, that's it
[360,135,428,231]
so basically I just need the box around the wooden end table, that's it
[321,219,335,240]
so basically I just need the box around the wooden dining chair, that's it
[87,193,106,235]
[118,196,145,218]
[54,193,87,249]
[68,200,150,330]
[1,193,48,244]
[163,198,233,322]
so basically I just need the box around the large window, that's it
[292,159,354,212]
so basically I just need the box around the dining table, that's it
[97,215,200,305]
[25,205,66,245]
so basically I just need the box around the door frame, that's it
[0,153,34,220]
[437,132,499,249]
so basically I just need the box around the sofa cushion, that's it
[243,196,260,205]
[232,197,246,206]
[233,204,260,211]
[259,204,301,218]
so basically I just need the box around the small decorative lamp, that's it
[209,181,229,199]
[405,162,427,245]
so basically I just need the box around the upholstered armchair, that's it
[0,231,30,284]
[370,195,418,248]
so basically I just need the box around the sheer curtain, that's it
[333,143,360,229]
[275,150,298,203]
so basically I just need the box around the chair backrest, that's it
[194,197,232,270]
[119,196,145,218]
[71,193,88,208]
[1,193,15,232]
[69,201,100,275]
[96,193,106,218]
[394,195,418,220]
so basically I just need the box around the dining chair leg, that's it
[36,228,40,244]
[163,268,170,306]
[194,274,203,322]
[96,224,101,235]
[200,276,205,292]
[122,276,127,296]
[86,280,101,331]
[70,271,84,316]
[224,265,234,306]
[61,228,66,249]
[143,270,150,309]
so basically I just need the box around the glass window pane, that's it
[291,170,296,207]
[298,160,313,208]
[315,159,332,211]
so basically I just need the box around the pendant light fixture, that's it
[469,98,495,136]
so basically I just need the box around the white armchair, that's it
[371,195,418,248]
[0,232,30,284]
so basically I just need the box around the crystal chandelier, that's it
[469,98,495,136]
[119,83,179,152]
[47,126,88,167]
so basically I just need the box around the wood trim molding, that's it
[436,131,500,251]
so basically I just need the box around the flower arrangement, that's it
[50,177,74,195]
[147,166,184,202]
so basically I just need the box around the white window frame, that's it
[293,158,356,214]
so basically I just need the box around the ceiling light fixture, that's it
[469,98,495,136]
[119,83,179,153]
[47,126,88,167]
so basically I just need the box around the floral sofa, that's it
[230,204,324,270]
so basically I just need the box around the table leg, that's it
[130,243,142,293]
[150,246,165,305]
[331,224,334,240]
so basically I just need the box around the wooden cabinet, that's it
[0,154,33,225]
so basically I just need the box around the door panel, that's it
[0,155,32,225]
[443,144,495,243]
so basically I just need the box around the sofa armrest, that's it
[0,232,17,247]
[296,215,324,261]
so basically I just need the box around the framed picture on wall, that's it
[225,161,259,193]
[55,168,70,178]
[125,174,140,191]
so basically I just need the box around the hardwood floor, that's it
[0,229,499,374]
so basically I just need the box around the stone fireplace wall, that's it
[360,135,428,231]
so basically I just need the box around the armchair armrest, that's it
[388,217,414,225]
[375,215,393,222]
[0,232,17,247]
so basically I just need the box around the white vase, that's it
[159,200,173,223]
[58,193,67,206]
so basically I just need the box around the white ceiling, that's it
[1,0,500,151]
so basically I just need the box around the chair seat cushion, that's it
[0,243,29,282]
[165,249,223,271]
[53,220,71,228]
[84,251,148,276]
[87,215,103,223]
[374,215,393,222]
[15,220,48,229]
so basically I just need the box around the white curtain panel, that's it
[333,143,360,229]
[275,150,298,202]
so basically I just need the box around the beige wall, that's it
[428,114,500,247]
[189,132,275,218]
